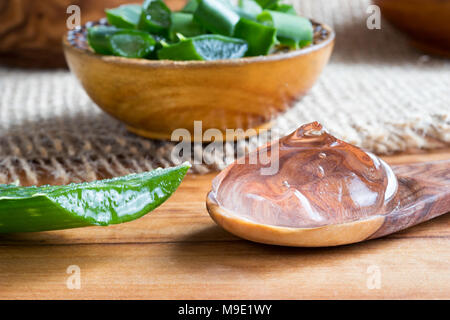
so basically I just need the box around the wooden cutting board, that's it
[0,149,449,299]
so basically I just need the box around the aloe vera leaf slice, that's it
[0,162,191,233]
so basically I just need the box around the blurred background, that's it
[1,0,449,68]
[0,0,184,67]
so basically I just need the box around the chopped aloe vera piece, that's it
[257,10,313,48]
[88,26,156,58]
[110,30,156,58]
[274,3,296,15]
[87,25,119,55]
[106,4,142,29]
[236,0,262,20]
[0,163,191,233]
[158,34,248,61]
[194,0,240,36]
[146,34,168,59]
[138,0,172,35]
[233,18,276,56]
[158,38,203,60]
[193,34,248,59]
[182,0,199,13]
[170,12,205,40]
[254,0,278,9]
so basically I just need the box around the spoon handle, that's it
[368,160,450,239]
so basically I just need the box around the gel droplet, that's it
[317,166,325,178]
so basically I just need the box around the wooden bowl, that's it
[63,21,334,141]
[374,0,450,57]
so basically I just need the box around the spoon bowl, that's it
[206,123,450,247]
[63,20,334,142]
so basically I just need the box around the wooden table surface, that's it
[0,149,449,299]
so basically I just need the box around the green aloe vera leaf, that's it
[158,34,248,61]
[274,3,296,15]
[87,26,156,58]
[193,34,248,59]
[193,0,240,36]
[170,12,205,40]
[145,34,168,59]
[106,4,142,29]
[233,17,276,56]
[138,0,172,35]
[158,38,204,60]
[254,0,278,9]
[257,10,313,48]
[182,0,199,13]
[110,30,156,58]
[0,163,191,233]
[235,0,262,20]
[87,25,119,55]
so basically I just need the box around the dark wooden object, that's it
[374,0,450,57]
[369,160,450,239]
[0,0,184,68]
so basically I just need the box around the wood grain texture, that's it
[63,23,334,141]
[370,160,450,239]
[0,149,449,299]
[373,0,450,57]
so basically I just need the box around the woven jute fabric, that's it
[0,0,449,184]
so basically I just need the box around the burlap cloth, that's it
[0,0,449,184]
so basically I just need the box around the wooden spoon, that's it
[206,122,449,247]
